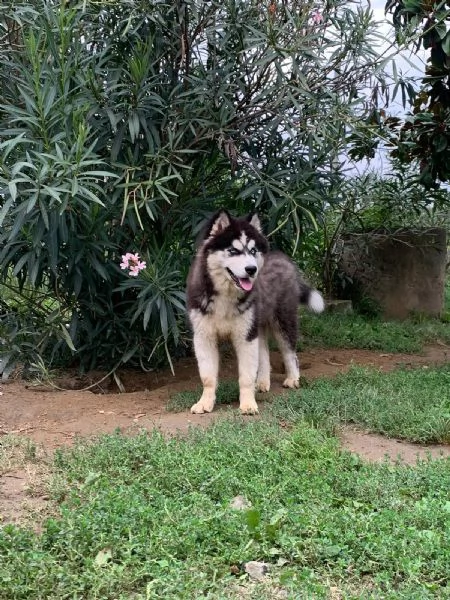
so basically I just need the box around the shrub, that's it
[0,0,396,375]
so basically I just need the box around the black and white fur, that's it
[186,210,325,415]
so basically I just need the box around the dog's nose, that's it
[245,265,257,276]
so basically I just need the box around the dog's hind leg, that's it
[256,328,271,392]
[232,335,259,415]
[191,332,219,414]
[274,328,300,389]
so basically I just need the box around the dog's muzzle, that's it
[226,268,255,292]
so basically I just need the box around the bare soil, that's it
[1,344,450,528]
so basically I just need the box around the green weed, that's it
[0,436,42,475]
[299,310,450,353]
[167,380,240,412]
[168,363,450,445]
[273,364,450,443]
[0,436,56,530]
[443,279,450,322]
[1,420,450,598]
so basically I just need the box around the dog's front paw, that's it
[256,379,270,393]
[282,377,300,389]
[190,397,215,414]
[240,400,259,415]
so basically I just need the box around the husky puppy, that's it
[186,210,325,415]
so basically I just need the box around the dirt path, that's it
[1,344,449,456]
[1,345,450,528]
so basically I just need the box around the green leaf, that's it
[7,181,18,202]
[59,324,77,352]
[432,135,447,153]
[442,31,450,56]
[434,21,447,41]
[245,508,261,532]
[12,253,30,277]
[0,198,13,226]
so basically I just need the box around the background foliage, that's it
[384,0,450,187]
[293,160,450,298]
[0,0,415,375]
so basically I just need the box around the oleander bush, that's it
[0,0,398,375]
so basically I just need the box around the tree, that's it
[1,0,394,376]
[385,0,450,186]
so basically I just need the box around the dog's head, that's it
[200,210,269,293]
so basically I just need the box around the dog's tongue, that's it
[239,278,253,292]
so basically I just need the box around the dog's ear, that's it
[247,213,262,233]
[207,210,231,238]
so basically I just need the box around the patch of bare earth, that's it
[1,344,449,527]
[337,426,450,465]
[0,440,54,531]
[0,469,54,531]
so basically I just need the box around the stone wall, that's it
[338,228,447,319]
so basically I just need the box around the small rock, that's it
[229,495,252,510]
[244,561,269,581]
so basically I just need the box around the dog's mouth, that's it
[226,268,254,292]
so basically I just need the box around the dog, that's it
[186,209,325,415]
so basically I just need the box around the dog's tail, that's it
[299,280,325,313]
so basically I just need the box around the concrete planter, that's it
[338,228,447,319]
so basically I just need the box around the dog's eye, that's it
[248,248,257,256]
[228,247,241,256]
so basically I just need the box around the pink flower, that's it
[311,10,323,24]
[120,252,147,276]
[120,252,138,270]
[128,261,147,276]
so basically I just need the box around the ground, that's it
[1,344,450,528]
[2,344,450,452]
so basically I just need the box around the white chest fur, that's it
[189,294,254,340]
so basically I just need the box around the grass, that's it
[167,379,241,412]
[2,281,450,598]
[299,310,450,353]
[169,365,450,443]
[1,419,450,599]
[0,436,56,531]
[169,281,450,414]
[0,436,44,475]
[271,364,450,444]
